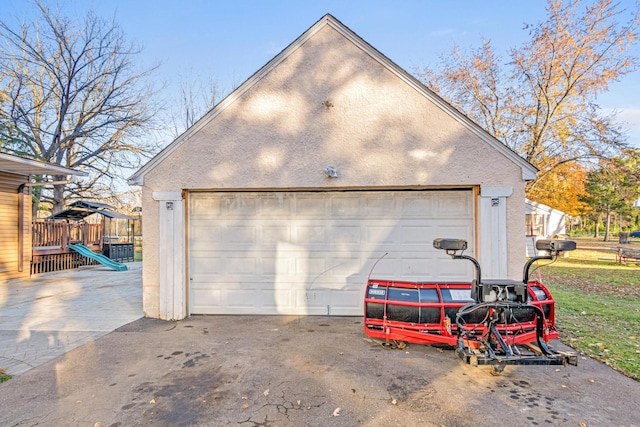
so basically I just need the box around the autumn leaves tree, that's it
[0,1,158,213]
[580,149,640,240]
[417,0,639,208]
[527,162,589,217]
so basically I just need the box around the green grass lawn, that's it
[536,237,640,381]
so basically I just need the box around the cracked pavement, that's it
[0,315,639,426]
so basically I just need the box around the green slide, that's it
[67,244,128,271]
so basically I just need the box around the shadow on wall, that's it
[166,23,494,190]
[164,23,516,317]
[187,190,476,316]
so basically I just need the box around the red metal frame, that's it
[363,279,558,346]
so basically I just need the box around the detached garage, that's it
[130,15,537,320]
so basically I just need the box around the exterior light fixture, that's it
[324,167,339,178]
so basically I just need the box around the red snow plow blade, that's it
[364,279,558,346]
[363,238,578,370]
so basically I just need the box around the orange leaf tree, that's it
[416,0,639,212]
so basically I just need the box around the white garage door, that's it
[188,190,475,315]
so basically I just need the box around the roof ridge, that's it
[129,14,536,185]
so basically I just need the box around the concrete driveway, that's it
[1,313,639,426]
[0,263,142,375]
[0,265,638,426]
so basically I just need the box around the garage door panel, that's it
[191,197,221,216]
[189,223,221,243]
[329,288,362,313]
[363,196,399,216]
[361,255,397,277]
[294,225,326,244]
[227,289,259,309]
[431,224,474,239]
[365,224,399,244]
[226,257,257,275]
[330,225,361,244]
[400,197,435,216]
[260,196,294,217]
[298,289,328,310]
[400,225,434,244]
[296,196,328,217]
[400,257,437,277]
[260,255,292,276]
[296,256,327,275]
[190,254,222,273]
[189,191,474,315]
[224,198,258,216]
[224,226,257,244]
[328,256,362,276]
[190,288,222,312]
[437,257,473,279]
[260,225,291,242]
[264,288,288,306]
[437,193,473,214]
[330,196,362,216]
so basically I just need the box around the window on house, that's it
[526,214,545,236]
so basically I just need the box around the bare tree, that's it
[0,1,159,213]
[417,0,639,203]
[169,69,223,138]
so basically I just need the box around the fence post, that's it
[62,223,69,249]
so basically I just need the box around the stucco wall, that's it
[139,24,528,317]
[141,189,160,317]
[507,184,527,267]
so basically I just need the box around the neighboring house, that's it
[0,151,86,282]
[525,198,569,257]
[525,199,568,238]
[129,15,537,320]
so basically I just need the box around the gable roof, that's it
[525,198,568,217]
[129,14,536,185]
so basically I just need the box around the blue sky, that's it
[2,0,639,147]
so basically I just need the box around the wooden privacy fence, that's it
[31,222,103,275]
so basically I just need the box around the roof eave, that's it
[129,14,538,184]
[323,18,538,181]
[0,152,88,177]
[127,15,344,185]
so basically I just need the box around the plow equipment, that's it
[364,238,578,373]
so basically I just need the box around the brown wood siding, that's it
[0,171,31,282]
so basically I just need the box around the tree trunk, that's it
[604,207,611,242]
[52,180,66,213]
[30,184,40,220]
[619,212,623,233]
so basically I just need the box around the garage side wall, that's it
[140,24,528,318]
[141,188,160,318]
